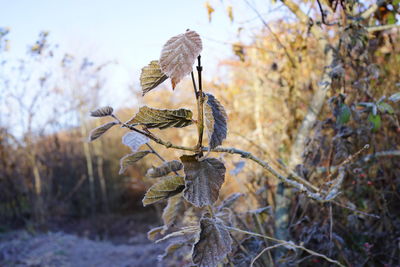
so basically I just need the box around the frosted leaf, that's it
[142,176,185,206]
[122,131,149,152]
[192,216,232,267]
[159,30,202,89]
[118,151,151,175]
[90,106,113,117]
[126,106,193,129]
[162,193,185,229]
[204,93,228,149]
[146,160,183,178]
[140,60,168,96]
[89,121,118,141]
[180,155,226,207]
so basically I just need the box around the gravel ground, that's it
[0,230,165,267]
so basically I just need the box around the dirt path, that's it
[0,231,165,267]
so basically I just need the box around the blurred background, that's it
[1,0,400,266]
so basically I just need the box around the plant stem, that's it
[195,55,204,152]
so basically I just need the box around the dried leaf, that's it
[192,216,232,267]
[155,225,200,244]
[89,121,118,141]
[205,1,215,22]
[160,30,202,88]
[181,155,226,207]
[204,93,228,149]
[146,160,183,178]
[147,226,165,241]
[122,131,149,152]
[90,106,114,117]
[142,176,185,206]
[227,5,234,22]
[118,151,151,175]
[140,60,168,96]
[162,193,185,228]
[126,106,193,129]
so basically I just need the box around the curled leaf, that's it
[126,106,193,129]
[204,93,228,149]
[147,226,165,241]
[180,155,226,207]
[142,176,185,206]
[90,106,114,117]
[89,121,118,141]
[140,60,168,96]
[122,131,149,152]
[146,160,183,178]
[192,216,232,267]
[119,151,151,175]
[160,30,203,88]
[162,193,185,229]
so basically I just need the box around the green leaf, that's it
[180,155,226,207]
[387,12,396,25]
[162,193,185,229]
[192,216,232,267]
[142,176,185,206]
[146,160,183,178]
[368,113,381,132]
[90,106,114,117]
[204,93,228,149]
[336,104,351,125]
[377,102,394,114]
[140,60,168,96]
[389,92,400,102]
[118,151,151,175]
[89,121,118,141]
[126,106,193,129]
[159,30,203,89]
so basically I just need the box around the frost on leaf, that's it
[90,106,113,117]
[126,106,193,129]
[142,176,185,206]
[140,60,168,96]
[180,155,226,207]
[204,93,228,149]
[159,30,202,89]
[155,225,200,261]
[192,216,232,267]
[146,160,183,178]
[118,151,151,175]
[122,131,149,152]
[89,121,118,141]
[217,192,244,211]
[162,192,185,229]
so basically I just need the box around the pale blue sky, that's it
[1,0,281,135]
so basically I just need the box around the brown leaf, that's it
[142,176,185,206]
[192,216,232,267]
[118,151,151,175]
[89,121,118,141]
[159,30,202,89]
[204,93,228,149]
[146,160,183,178]
[180,155,226,207]
[140,60,168,96]
[147,226,165,241]
[126,106,193,129]
[162,193,185,229]
[90,106,114,117]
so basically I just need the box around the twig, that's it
[362,150,400,162]
[244,0,297,68]
[227,226,346,267]
[250,243,284,267]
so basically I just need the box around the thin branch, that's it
[244,0,296,68]
[250,243,284,267]
[227,226,346,267]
